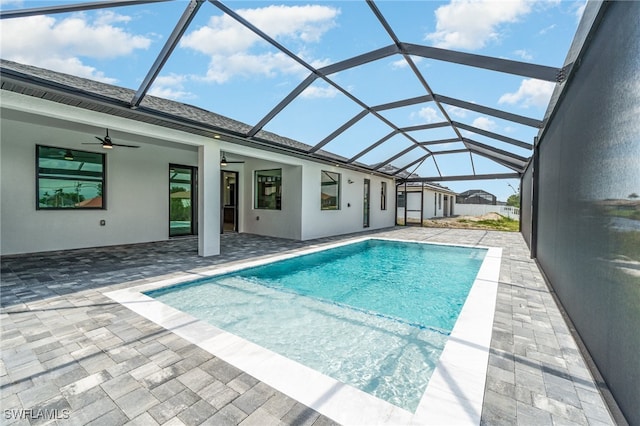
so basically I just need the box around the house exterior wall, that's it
[396,187,456,223]
[218,147,395,241]
[300,167,395,240]
[1,91,396,255]
[0,106,202,255]
[238,158,303,240]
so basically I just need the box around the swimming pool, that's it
[107,237,501,425]
[146,240,486,411]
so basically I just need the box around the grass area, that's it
[457,216,520,232]
[409,213,521,232]
[613,230,640,262]
[606,208,640,221]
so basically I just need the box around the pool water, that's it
[147,239,487,411]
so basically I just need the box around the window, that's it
[438,193,442,209]
[36,145,105,209]
[321,170,340,210]
[397,192,405,208]
[255,169,281,210]
[381,182,387,210]
[169,165,196,237]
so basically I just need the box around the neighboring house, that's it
[0,60,396,256]
[396,181,457,224]
[457,189,497,205]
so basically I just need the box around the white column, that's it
[198,143,220,256]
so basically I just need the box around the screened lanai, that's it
[0,0,575,199]
[2,1,639,424]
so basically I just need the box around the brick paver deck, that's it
[1,228,615,425]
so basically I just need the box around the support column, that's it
[198,144,220,257]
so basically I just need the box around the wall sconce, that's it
[348,179,354,184]
[64,149,74,161]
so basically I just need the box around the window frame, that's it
[320,170,341,210]
[36,145,106,210]
[381,181,387,210]
[254,168,282,210]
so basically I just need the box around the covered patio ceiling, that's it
[0,0,575,186]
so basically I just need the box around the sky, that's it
[0,0,586,202]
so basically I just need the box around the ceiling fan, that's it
[220,152,245,166]
[83,129,140,149]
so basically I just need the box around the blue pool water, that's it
[147,239,487,411]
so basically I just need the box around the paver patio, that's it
[1,227,615,425]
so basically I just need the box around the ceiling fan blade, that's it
[111,143,140,148]
[95,136,106,143]
[226,161,245,163]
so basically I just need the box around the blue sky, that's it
[0,0,586,202]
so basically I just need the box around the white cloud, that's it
[426,0,532,50]
[472,116,497,131]
[390,56,423,70]
[148,86,193,101]
[94,11,132,26]
[538,23,557,35]
[0,0,22,5]
[149,74,194,101]
[391,58,409,69]
[0,14,151,82]
[198,51,306,84]
[498,78,555,108]
[180,5,339,83]
[446,105,468,118]
[574,1,587,22]
[411,106,442,124]
[301,84,339,99]
[514,49,533,61]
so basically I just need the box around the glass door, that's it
[169,165,197,237]
[221,171,238,233]
[363,178,370,228]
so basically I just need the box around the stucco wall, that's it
[1,92,396,255]
[0,116,199,255]
[300,166,395,240]
[239,158,303,240]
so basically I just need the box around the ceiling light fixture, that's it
[220,153,228,166]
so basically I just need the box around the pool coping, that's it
[105,237,501,425]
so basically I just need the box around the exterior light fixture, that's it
[220,154,228,166]
[64,149,74,160]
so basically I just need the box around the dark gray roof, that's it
[1,58,359,168]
